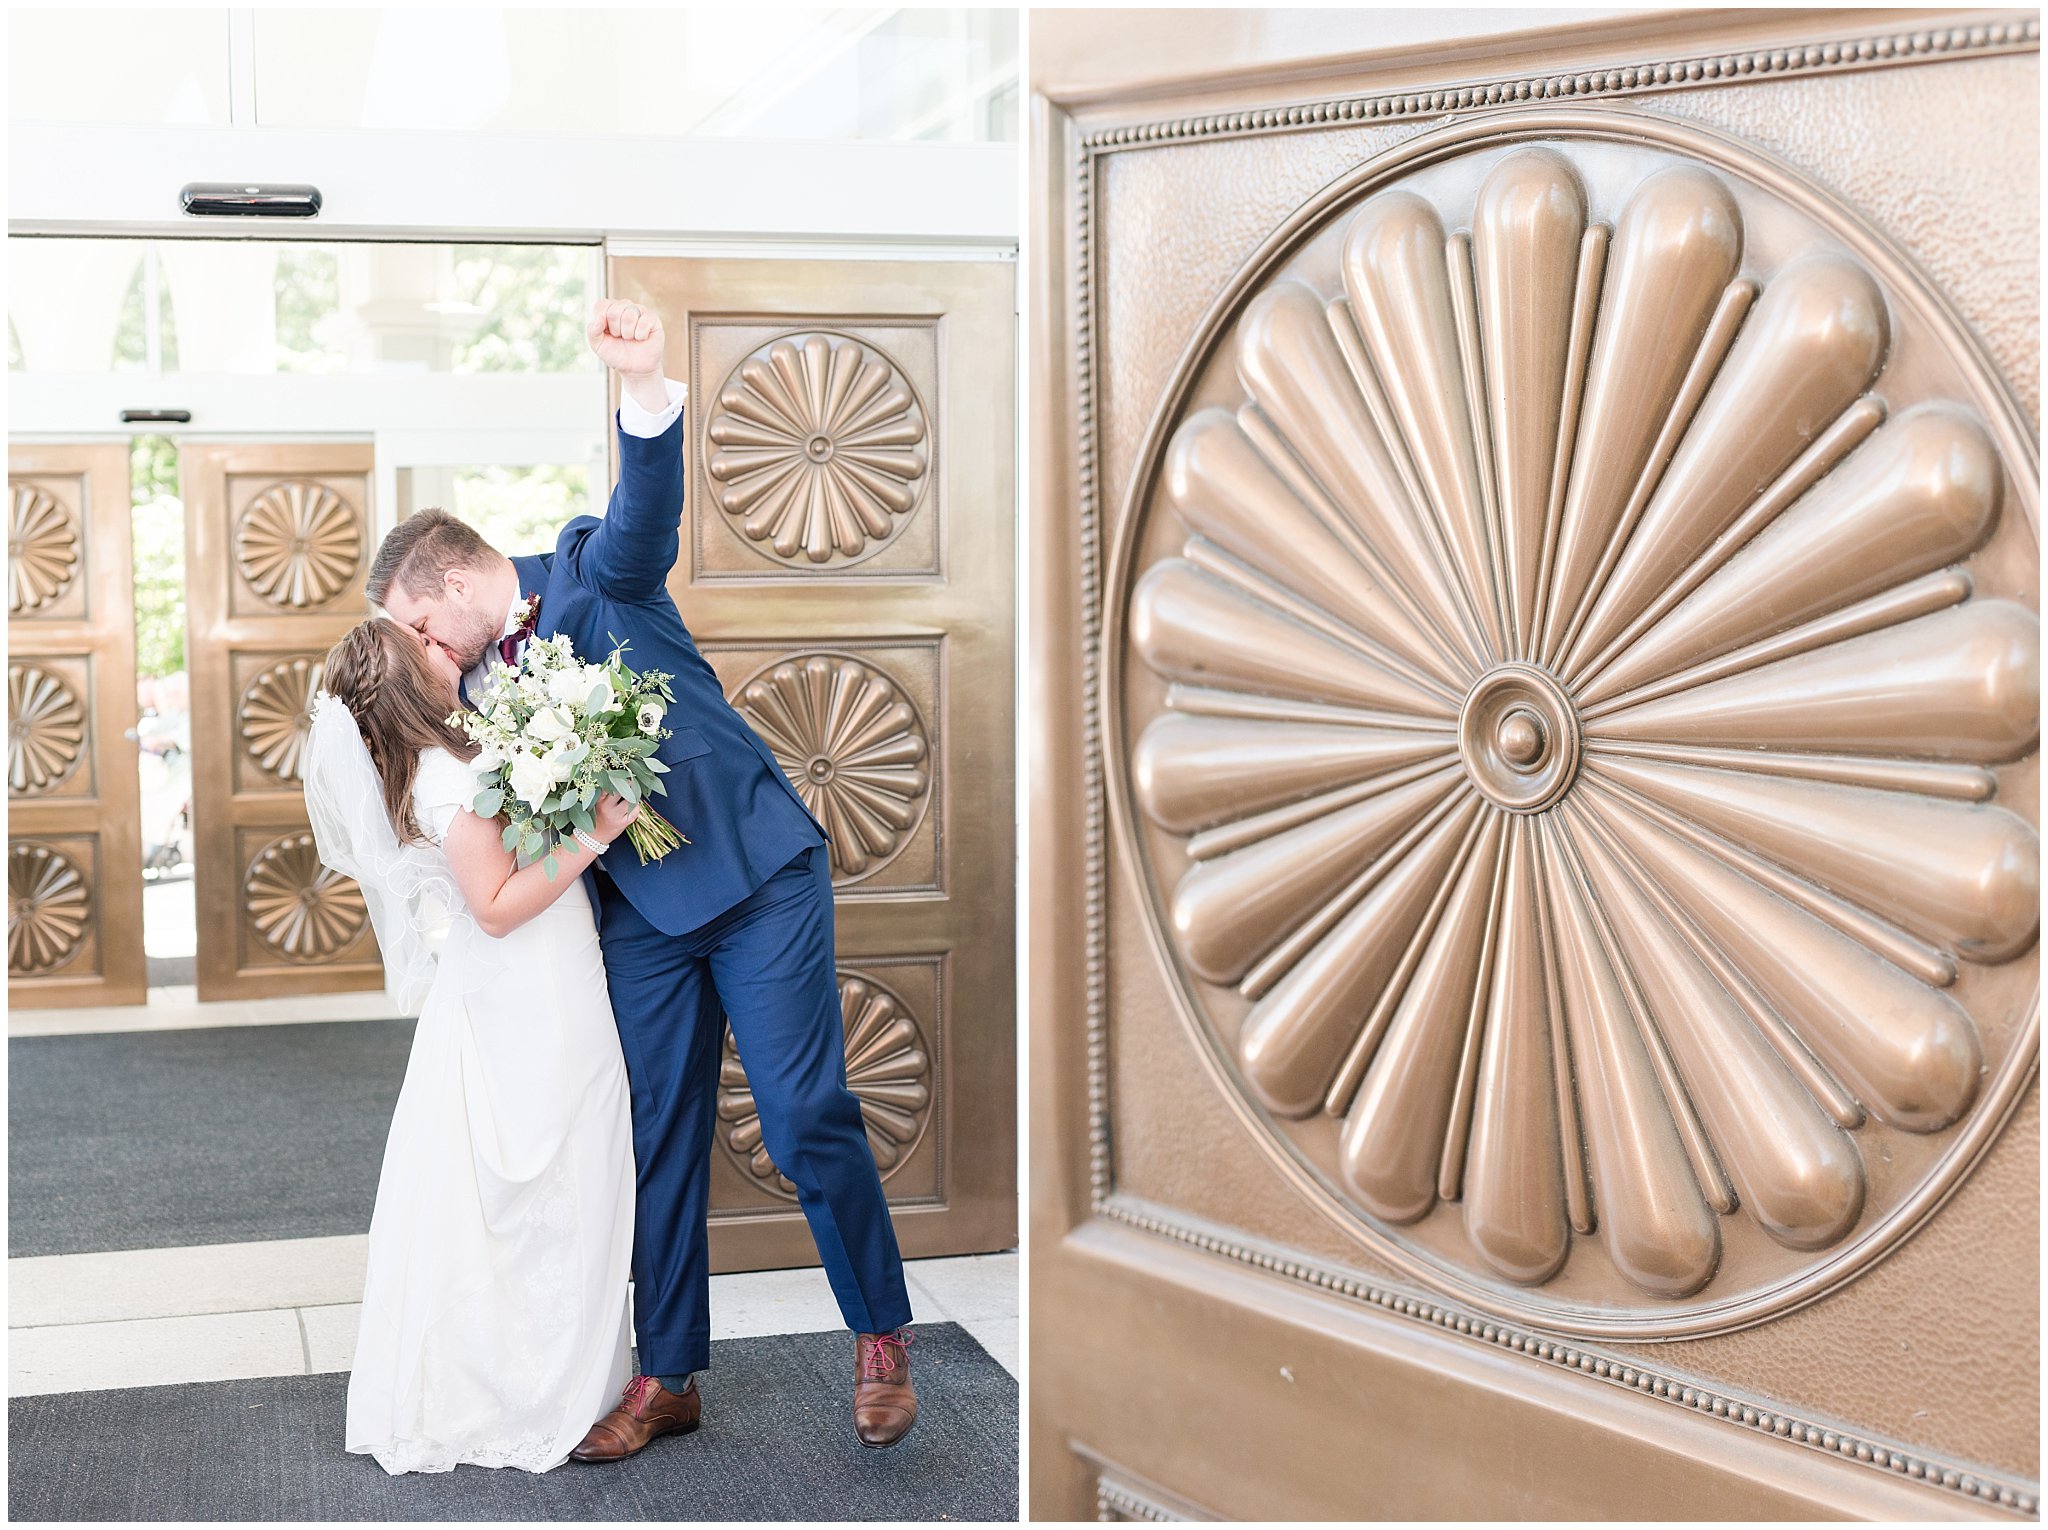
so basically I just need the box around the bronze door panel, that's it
[1033,9,2039,1520]
[606,253,1018,1271]
[8,444,146,1007]
[182,442,384,1001]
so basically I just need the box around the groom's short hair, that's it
[366,509,500,606]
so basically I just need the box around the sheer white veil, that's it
[302,691,467,1015]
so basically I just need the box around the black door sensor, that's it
[179,183,322,218]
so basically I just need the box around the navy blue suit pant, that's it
[593,842,913,1375]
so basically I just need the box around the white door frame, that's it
[11,373,606,539]
[8,124,1019,245]
[12,121,1017,482]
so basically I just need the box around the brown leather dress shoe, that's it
[853,1328,917,1448]
[569,1373,700,1462]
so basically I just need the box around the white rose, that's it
[545,663,593,707]
[507,750,557,810]
[474,745,506,773]
[527,705,576,745]
[638,701,666,735]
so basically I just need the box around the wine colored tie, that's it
[498,597,540,666]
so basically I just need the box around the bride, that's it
[305,613,648,1474]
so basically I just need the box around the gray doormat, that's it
[9,1019,413,1257]
[8,1323,1016,1522]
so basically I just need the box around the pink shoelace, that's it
[617,1373,663,1414]
[859,1327,914,1380]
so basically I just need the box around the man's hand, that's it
[588,297,665,383]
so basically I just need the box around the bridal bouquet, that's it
[447,631,688,874]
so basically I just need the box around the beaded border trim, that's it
[1081,15,2040,149]
[1100,1195,2038,1515]
[1095,1477,1183,1523]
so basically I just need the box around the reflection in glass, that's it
[8,8,232,127]
[249,7,1018,141]
[10,8,1017,142]
[10,238,601,376]
[399,464,594,560]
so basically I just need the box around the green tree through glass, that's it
[455,245,598,373]
[129,435,186,679]
[276,246,343,373]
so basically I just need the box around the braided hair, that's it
[320,618,478,845]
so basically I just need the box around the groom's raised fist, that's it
[588,297,664,380]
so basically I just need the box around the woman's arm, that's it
[443,794,639,939]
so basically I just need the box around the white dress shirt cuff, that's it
[616,376,688,438]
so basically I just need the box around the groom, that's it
[366,298,918,1455]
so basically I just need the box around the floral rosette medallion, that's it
[1108,113,2040,1337]
[448,620,688,873]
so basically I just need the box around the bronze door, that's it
[182,441,384,1001]
[1032,9,2038,1521]
[7,444,147,1007]
[605,253,1018,1269]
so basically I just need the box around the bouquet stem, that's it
[625,805,689,864]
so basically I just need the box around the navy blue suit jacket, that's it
[467,406,827,936]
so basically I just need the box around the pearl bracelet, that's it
[573,828,609,856]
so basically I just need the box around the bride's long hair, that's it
[321,618,478,845]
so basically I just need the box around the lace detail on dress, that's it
[353,1099,620,1475]
[364,1428,571,1476]
[497,1152,584,1424]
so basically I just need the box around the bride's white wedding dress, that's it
[345,745,636,1475]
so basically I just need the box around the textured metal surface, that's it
[183,442,383,1001]
[729,651,934,884]
[705,332,931,567]
[9,663,88,794]
[233,479,362,609]
[241,831,369,963]
[609,252,1016,1272]
[1110,117,2038,1335]
[8,480,79,613]
[7,841,92,974]
[236,655,324,784]
[1032,8,2039,1522]
[7,445,145,1006]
